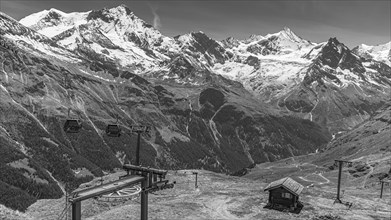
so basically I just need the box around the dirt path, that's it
[210,198,238,219]
[318,173,330,185]
[298,172,330,185]
[361,166,374,188]
[263,161,321,172]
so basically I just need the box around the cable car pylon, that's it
[333,159,352,208]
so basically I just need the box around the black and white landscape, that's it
[0,2,390,219]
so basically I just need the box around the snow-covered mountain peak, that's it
[48,8,67,15]
[361,41,390,49]
[283,26,292,32]
[233,28,314,58]
[352,41,391,65]
[17,4,175,73]
[20,8,66,27]
[241,27,310,47]
[322,37,352,57]
[0,11,81,62]
[278,26,294,35]
[276,26,305,43]
[20,8,90,37]
[114,4,133,14]
[174,31,213,45]
[327,37,341,45]
[262,27,311,46]
[83,5,163,42]
[311,37,366,76]
[20,4,164,45]
[87,4,134,23]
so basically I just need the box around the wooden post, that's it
[71,202,81,220]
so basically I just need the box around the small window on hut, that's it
[282,192,292,199]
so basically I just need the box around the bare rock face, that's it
[173,31,231,67]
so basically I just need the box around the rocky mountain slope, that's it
[0,7,333,212]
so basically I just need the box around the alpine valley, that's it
[0,5,390,218]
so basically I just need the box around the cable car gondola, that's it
[64,108,82,133]
[64,119,82,133]
[106,124,121,137]
[106,115,121,137]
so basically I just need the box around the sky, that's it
[0,0,390,48]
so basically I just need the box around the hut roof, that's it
[264,177,304,196]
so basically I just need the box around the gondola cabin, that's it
[264,177,304,213]
[64,119,82,133]
[106,124,121,137]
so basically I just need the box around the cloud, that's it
[149,3,161,30]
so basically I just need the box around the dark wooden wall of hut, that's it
[269,187,297,208]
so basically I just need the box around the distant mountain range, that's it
[18,5,391,133]
[0,4,390,211]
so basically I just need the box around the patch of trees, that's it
[0,181,36,212]
[0,164,62,198]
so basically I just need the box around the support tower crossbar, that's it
[69,175,144,220]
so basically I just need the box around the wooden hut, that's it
[264,177,304,213]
